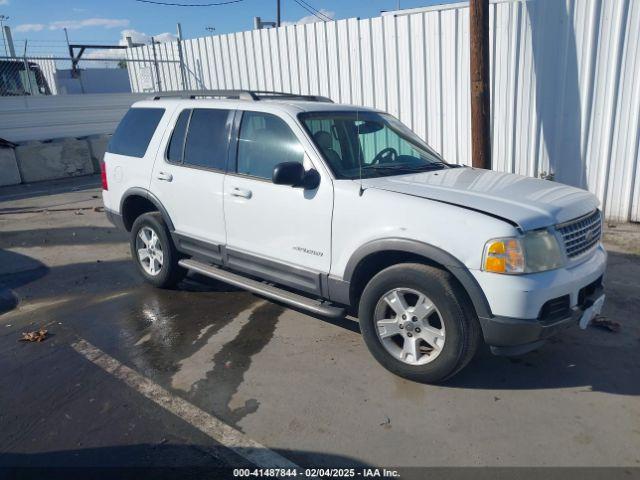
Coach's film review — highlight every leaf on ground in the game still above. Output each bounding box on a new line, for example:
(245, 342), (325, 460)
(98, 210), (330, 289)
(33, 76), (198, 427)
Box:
(590, 316), (621, 333)
(20, 329), (48, 342)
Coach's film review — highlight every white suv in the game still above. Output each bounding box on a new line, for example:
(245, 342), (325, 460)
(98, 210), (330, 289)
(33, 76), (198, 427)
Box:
(102, 90), (607, 382)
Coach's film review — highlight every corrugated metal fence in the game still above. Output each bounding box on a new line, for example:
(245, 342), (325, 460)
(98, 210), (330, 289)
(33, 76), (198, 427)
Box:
(125, 0), (640, 223)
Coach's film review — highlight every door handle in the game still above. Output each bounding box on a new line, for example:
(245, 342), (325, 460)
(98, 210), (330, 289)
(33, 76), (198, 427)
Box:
(230, 187), (252, 199)
(157, 171), (173, 182)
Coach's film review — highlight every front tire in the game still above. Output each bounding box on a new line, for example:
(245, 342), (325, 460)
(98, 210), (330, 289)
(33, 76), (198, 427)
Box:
(358, 263), (481, 383)
(130, 212), (186, 288)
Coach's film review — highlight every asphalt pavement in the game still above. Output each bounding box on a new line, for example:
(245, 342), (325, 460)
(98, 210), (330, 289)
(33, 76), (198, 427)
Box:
(1, 176), (639, 477)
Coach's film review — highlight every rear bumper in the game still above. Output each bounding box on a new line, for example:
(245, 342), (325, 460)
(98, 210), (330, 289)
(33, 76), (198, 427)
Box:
(105, 208), (125, 230)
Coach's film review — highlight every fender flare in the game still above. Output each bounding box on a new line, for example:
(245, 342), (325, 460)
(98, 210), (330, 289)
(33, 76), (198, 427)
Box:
(120, 187), (175, 231)
(341, 238), (492, 319)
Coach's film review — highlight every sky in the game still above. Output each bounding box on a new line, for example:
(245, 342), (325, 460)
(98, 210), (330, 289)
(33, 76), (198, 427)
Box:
(0, 0), (453, 56)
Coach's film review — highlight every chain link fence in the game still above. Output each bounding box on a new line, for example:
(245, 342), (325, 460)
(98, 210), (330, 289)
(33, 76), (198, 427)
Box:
(0, 40), (185, 96)
(0, 56), (57, 95)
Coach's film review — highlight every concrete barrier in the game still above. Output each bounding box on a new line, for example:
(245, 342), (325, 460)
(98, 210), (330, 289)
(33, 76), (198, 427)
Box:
(15, 139), (94, 183)
(86, 134), (111, 171)
(0, 147), (22, 187)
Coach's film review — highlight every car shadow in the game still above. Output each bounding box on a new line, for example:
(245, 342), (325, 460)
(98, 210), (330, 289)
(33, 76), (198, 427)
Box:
(442, 336), (639, 395)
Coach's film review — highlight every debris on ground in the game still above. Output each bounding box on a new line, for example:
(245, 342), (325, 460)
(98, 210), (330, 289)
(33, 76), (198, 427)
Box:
(93, 206), (104, 212)
(74, 210), (84, 215)
(379, 416), (391, 429)
(590, 315), (621, 333)
(20, 329), (48, 342)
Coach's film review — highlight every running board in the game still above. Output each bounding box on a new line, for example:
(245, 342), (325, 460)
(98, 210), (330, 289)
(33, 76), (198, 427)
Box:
(178, 259), (346, 318)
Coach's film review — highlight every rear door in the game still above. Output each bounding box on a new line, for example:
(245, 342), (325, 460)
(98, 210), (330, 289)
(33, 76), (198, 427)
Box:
(150, 106), (233, 262)
(223, 110), (333, 295)
(103, 106), (166, 215)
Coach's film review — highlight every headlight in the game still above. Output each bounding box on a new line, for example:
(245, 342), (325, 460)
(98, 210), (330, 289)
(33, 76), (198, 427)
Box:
(482, 230), (564, 274)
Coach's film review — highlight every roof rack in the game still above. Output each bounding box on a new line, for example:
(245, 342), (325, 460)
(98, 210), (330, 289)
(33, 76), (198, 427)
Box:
(150, 90), (333, 103)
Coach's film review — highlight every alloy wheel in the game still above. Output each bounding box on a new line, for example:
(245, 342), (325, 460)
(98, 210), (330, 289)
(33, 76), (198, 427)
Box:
(373, 287), (446, 365)
(135, 226), (164, 276)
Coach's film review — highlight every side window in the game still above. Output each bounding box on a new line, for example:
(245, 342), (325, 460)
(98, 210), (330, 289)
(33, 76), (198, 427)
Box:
(183, 108), (231, 170)
(304, 118), (344, 159)
(107, 108), (165, 158)
(167, 109), (190, 163)
(301, 117), (346, 174)
(236, 111), (304, 180)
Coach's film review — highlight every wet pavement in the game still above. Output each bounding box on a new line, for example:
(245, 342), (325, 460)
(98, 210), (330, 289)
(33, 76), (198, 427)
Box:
(1, 176), (639, 471)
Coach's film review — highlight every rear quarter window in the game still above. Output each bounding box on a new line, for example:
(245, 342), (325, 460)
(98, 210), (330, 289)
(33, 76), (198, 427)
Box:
(107, 107), (165, 158)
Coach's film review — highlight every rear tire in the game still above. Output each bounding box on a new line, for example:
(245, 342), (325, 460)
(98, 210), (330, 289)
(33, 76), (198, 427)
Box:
(130, 212), (186, 288)
(358, 263), (481, 383)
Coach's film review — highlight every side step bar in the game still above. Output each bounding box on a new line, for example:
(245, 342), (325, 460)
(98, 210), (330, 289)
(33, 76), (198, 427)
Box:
(178, 259), (346, 318)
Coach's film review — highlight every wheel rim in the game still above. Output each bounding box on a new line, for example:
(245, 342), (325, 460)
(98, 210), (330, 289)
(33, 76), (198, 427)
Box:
(135, 226), (164, 276)
(373, 287), (446, 366)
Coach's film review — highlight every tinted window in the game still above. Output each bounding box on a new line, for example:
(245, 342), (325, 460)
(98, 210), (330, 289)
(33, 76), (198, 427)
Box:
(167, 109), (190, 163)
(236, 112), (303, 180)
(183, 108), (231, 170)
(108, 108), (165, 158)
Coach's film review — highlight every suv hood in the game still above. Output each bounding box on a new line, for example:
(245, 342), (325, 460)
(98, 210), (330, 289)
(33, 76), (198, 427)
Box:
(361, 167), (599, 231)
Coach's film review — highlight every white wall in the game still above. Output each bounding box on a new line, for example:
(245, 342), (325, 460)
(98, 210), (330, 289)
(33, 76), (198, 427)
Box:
(126, 0), (640, 223)
(0, 93), (148, 142)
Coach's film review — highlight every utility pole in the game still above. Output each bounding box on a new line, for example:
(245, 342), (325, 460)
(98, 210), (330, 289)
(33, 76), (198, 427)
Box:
(0, 15), (9, 56)
(63, 27), (71, 57)
(469, 0), (491, 169)
(150, 36), (162, 92)
(4, 25), (16, 57)
(276, 0), (281, 27)
(176, 23), (188, 90)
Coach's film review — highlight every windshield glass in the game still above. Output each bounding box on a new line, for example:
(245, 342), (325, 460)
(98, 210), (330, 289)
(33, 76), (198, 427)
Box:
(299, 111), (447, 179)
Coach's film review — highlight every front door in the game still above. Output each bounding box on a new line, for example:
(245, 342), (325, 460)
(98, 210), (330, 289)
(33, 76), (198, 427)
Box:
(223, 110), (333, 295)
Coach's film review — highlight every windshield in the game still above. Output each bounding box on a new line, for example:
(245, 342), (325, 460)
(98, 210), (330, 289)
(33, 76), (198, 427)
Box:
(299, 111), (447, 179)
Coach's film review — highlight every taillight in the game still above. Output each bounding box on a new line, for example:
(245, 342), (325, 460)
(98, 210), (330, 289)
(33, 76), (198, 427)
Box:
(100, 162), (108, 190)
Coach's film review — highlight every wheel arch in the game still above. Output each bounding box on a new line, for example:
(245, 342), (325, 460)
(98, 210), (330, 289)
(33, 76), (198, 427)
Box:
(120, 187), (175, 232)
(338, 238), (492, 319)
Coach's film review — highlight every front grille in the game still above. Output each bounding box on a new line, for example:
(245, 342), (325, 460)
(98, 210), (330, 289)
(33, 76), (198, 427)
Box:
(556, 210), (602, 258)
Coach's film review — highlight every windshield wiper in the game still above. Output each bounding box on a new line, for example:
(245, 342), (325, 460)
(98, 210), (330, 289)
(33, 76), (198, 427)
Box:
(362, 163), (445, 173)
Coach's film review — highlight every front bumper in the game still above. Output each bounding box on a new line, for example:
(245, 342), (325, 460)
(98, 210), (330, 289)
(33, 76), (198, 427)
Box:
(473, 245), (607, 354)
(480, 281), (604, 355)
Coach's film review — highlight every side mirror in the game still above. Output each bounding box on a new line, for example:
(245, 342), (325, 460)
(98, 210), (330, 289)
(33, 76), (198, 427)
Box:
(272, 162), (320, 190)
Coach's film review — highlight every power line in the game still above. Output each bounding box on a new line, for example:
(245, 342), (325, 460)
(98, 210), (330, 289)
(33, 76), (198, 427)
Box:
(134, 0), (243, 6)
(292, 0), (325, 21)
(293, 0), (333, 22)
(296, 0), (332, 20)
